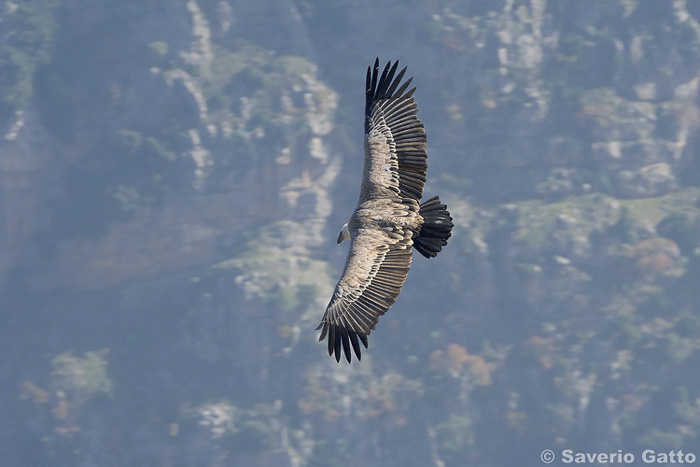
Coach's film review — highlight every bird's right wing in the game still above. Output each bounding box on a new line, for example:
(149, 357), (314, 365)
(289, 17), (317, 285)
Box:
(316, 225), (413, 363)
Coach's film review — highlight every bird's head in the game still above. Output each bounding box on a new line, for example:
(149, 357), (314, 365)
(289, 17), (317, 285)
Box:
(337, 223), (350, 245)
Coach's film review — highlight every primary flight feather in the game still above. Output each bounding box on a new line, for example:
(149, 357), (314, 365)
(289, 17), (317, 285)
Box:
(316, 58), (454, 363)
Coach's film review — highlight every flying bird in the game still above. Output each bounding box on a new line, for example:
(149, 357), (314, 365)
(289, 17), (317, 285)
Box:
(316, 58), (454, 363)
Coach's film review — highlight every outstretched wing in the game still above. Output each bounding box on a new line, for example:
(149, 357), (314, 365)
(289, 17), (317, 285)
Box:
(361, 58), (428, 203)
(317, 225), (413, 363)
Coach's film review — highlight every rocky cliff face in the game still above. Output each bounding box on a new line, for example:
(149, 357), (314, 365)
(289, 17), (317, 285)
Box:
(3, 1), (700, 466)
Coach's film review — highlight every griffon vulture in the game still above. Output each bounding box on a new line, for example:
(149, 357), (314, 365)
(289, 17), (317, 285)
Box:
(316, 58), (454, 363)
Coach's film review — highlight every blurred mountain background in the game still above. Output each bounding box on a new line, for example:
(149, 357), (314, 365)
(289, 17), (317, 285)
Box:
(2, 0), (700, 465)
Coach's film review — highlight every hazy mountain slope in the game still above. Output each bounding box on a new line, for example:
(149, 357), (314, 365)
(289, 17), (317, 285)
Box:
(2, 1), (700, 465)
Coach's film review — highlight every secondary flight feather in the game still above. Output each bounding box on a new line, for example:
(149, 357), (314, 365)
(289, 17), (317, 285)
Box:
(316, 58), (454, 363)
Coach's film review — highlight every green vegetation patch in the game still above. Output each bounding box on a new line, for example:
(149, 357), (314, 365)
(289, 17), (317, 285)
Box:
(509, 188), (700, 248)
(203, 42), (335, 147)
(579, 87), (656, 140)
(50, 349), (114, 400)
(215, 220), (334, 313)
(148, 41), (169, 57)
(511, 193), (617, 248)
(617, 188), (700, 226)
(1, 0), (59, 110)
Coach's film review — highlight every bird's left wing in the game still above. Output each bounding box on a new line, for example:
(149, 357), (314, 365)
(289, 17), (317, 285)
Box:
(316, 225), (413, 363)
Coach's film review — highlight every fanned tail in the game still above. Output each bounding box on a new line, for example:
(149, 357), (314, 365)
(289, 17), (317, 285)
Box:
(414, 196), (453, 259)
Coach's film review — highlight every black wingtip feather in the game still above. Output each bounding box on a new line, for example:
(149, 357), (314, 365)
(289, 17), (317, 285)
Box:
(328, 325), (335, 356)
(349, 332), (362, 361)
(334, 327), (342, 362)
(340, 328), (351, 363)
(365, 66), (371, 112)
(370, 59), (379, 100)
(359, 334), (369, 348)
(317, 323), (328, 341)
(394, 77), (413, 98)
